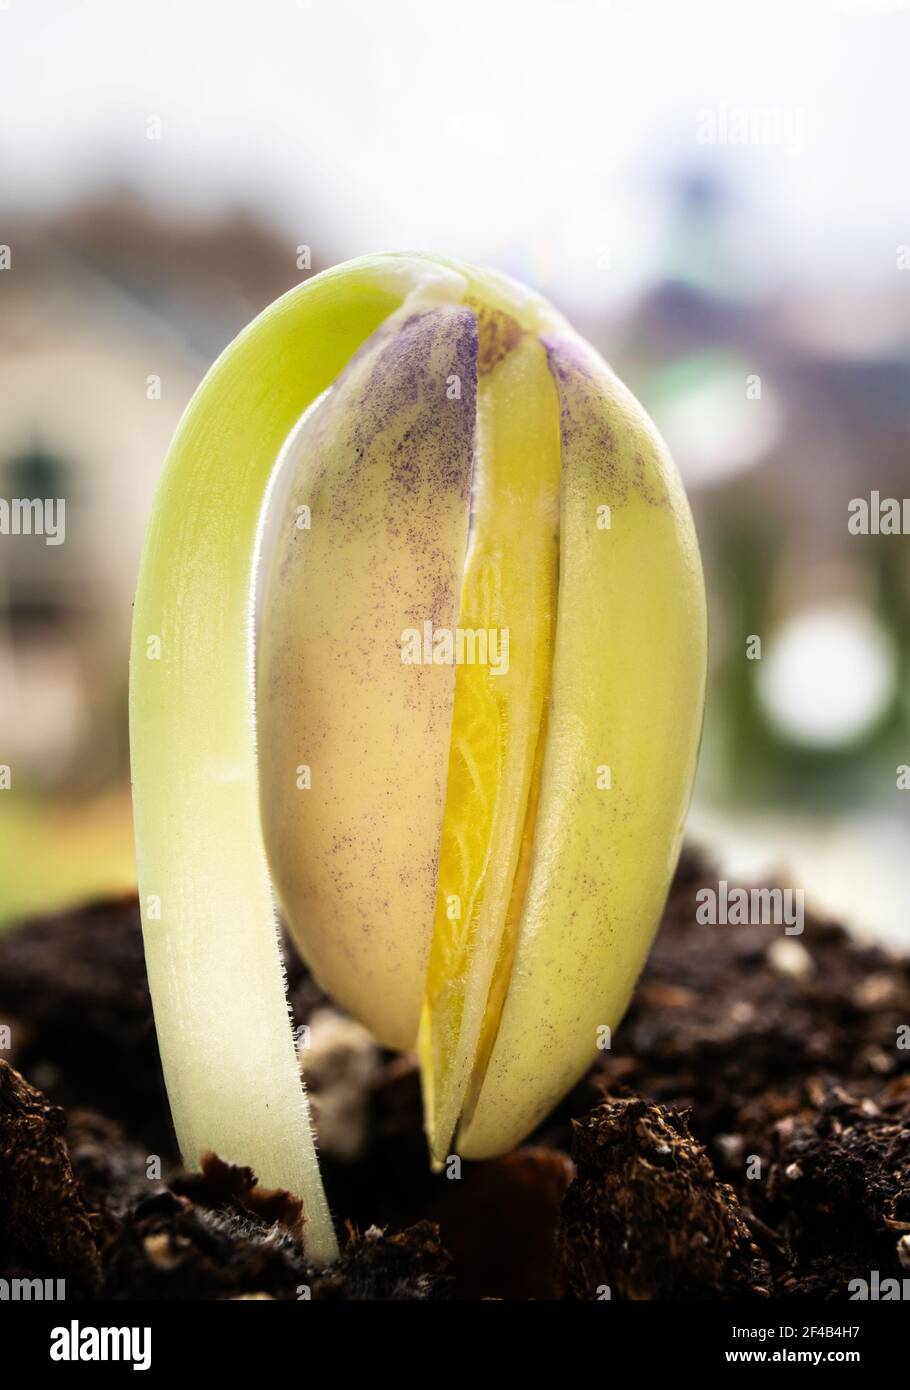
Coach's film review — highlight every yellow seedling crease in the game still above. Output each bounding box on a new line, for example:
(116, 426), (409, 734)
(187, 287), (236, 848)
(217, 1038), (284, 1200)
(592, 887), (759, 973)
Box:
(418, 326), (561, 1163)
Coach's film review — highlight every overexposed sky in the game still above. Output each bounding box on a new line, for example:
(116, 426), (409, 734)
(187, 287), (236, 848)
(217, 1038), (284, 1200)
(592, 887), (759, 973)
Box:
(1, 0), (909, 306)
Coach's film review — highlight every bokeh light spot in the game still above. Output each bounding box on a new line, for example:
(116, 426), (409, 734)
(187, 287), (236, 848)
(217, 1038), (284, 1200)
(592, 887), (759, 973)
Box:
(758, 603), (896, 748)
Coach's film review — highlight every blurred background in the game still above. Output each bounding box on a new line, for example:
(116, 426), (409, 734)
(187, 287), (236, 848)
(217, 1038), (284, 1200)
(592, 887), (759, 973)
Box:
(0, 0), (908, 941)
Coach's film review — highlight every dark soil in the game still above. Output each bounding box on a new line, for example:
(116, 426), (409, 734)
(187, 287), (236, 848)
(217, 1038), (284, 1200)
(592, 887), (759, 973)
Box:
(1, 848), (908, 1300)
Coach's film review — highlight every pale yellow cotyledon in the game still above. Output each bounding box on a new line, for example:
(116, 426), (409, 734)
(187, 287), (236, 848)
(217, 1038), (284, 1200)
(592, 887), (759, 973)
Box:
(257, 256), (707, 1162)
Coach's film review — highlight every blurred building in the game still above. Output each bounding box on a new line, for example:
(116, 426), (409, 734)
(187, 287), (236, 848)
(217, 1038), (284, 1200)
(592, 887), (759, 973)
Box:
(0, 194), (308, 791)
